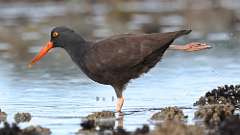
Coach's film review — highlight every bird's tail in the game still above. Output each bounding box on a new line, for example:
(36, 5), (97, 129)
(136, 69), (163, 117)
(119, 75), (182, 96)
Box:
(174, 29), (192, 38)
(175, 30), (192, 38)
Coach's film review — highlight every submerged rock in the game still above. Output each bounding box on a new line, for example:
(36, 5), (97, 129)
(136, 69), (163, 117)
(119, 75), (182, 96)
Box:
(134, 124), (150, 135)
(194, 85), (240, 107)
(0, 122), (51, 135)
(0, 122), (21, 135)
(217, 115), (240, 135)
(194, 104), (234, 128)
(77, 119), (130, 135)
(151, 107), (187, 121)
(85, 111), (115, 131)
(78, 111), (116, 134)
(151, 121), (204, 135)
(14, 112), (31, 123)
(86, 111), (115, 120)
(22, 125), (51, 135)
(114, 127), (130, 135)
(0, 109), (7, 122)
(80, 120), (95, 130)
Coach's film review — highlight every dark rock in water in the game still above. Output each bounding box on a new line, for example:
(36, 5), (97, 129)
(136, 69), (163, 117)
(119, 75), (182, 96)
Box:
(194, 85), (240, 107)
(217, 115), (240, 135)
(0, 122), (21, 135)
(78, 111), (116, 134)
(97, 119), (115, 131)
(14, 112), (31, 123)
(151, 107), (187, 121)
(22, 125), (51, 135)
(133, 124), (149, 135)
(0, 122), (51, 135)
(194, 104), (234, 128)
(80, 120), (95, 130)
(152, 121), (204, 135)
(114, 127), (130, 135)
(86, 111), (115, 120)
(86, 111), (115, 130)
(0, 109), (7, 122)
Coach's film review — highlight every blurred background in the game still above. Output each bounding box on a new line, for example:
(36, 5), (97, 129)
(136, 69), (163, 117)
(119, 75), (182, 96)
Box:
(0, 0), (239, 64)
(0, 0), (240, 135)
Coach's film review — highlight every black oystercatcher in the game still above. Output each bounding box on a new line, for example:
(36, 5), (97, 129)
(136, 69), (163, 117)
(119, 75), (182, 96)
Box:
(29, 26), (211, 112)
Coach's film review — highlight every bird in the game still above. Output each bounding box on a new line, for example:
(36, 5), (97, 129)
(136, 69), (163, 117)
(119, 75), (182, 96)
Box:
(29, 26), (211, 112)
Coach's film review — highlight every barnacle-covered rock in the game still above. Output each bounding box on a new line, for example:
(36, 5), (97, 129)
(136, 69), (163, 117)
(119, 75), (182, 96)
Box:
(82, 111), (115, 131)
(151, 107), (187, 121)
(194, 85), (240, 107)
(217, 115), (240, 135)
(194, 104), (234, 128)
(22, 125), (51, 135)
(151, 121), (204, 135)
(0, 122), (51, 135)
(14, 112), (31, 123)
(86, 111), (115, 120)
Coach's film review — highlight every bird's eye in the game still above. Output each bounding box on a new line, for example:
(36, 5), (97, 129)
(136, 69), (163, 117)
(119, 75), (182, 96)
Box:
(52, 32), (59, 38)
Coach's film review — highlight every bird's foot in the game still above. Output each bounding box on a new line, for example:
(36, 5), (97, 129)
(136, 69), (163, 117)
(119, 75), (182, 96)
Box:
(116, 97), (124, 112)
(182, 42), (212, 52)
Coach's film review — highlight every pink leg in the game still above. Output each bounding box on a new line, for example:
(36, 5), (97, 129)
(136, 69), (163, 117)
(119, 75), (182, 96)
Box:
(116, 96), (124, 112)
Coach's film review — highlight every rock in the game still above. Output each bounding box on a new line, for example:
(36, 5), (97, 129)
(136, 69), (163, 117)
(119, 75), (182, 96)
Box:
(85, 111), (115, 130)
(80, 120), (95, 130)
(14, 112), (31, 123)
(133, 124), (149, 135)
(0, 122), (21, 135)
(194, 85), (240, 107)
(0, 109), (7, 122)
(0, 122), (51, 135)
(114, 127), (130, 135)
(86, 111), (115, 120)
(194, 104), (234, 128)
(77, 111), (116, 134)
(22, 125), (51, 135)
(217, 115), (240, 135)
(151, 121), (204, 135)
(151, 107), (187, 121)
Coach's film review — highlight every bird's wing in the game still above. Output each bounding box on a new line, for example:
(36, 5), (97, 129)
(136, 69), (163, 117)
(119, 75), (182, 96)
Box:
(83, 30), (190, 73)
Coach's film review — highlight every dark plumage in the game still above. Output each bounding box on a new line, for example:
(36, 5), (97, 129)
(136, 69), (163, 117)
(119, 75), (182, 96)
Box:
(29, 26), (193, 112)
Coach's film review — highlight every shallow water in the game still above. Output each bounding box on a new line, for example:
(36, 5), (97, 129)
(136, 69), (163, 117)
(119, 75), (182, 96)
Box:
(1, 40), (240, 134)
(0, 1), (240, 135)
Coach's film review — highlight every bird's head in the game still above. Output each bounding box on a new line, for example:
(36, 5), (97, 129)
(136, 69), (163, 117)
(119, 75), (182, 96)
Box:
(28, 26), (84, 68)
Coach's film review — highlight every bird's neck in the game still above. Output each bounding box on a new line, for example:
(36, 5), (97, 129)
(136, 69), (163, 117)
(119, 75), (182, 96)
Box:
(63, 34), (90, 65)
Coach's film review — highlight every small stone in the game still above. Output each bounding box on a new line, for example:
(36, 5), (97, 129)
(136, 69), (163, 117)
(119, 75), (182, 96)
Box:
(134, 124), (149, 135)
(84, 111), (115, 131)
(0, 109), (7, 122)
(151, 107), (187, 122)
(86, 111), (115, 120)
(80, 120), (95, 130)
(114, 127), (130, 135)
(0, 122), (21, 134)
(0, 121), (51, 135)
(23, 125), (51, 135)
(14, 112), (31, 123)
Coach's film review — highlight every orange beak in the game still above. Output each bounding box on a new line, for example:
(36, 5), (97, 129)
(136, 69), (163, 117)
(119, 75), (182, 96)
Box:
(28, 41), (54, 68)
